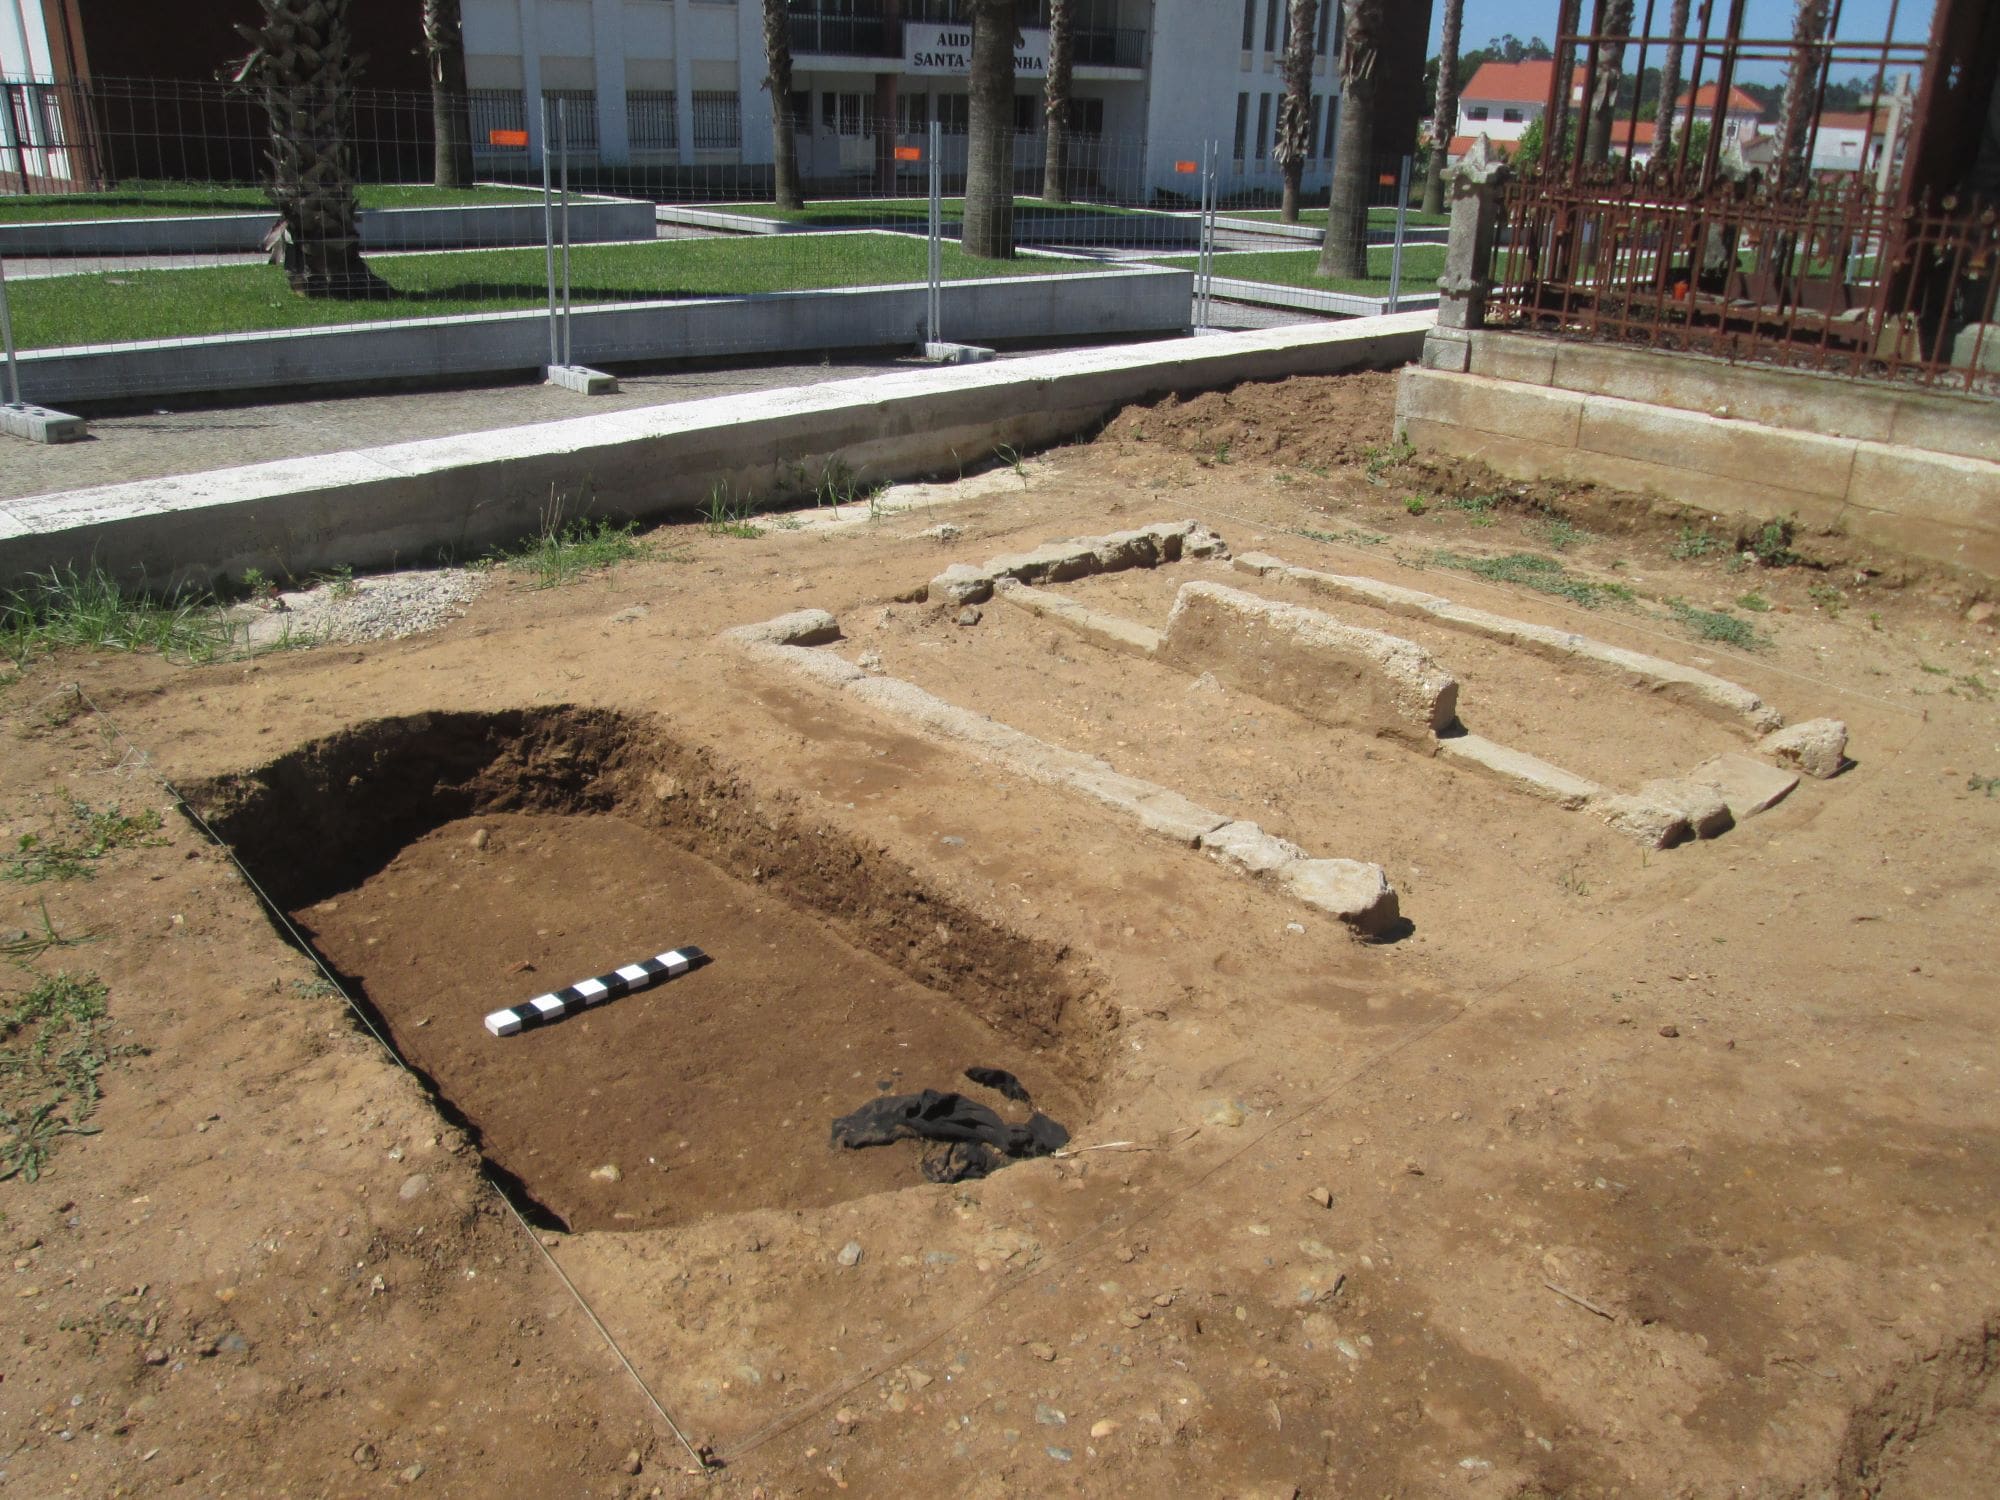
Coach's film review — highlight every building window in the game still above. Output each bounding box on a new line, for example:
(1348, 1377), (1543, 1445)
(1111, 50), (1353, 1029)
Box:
(1255, 93), (1271, 160)
(1073, 98), (1104, 136)
(1467, 105), (1490, 122)
(937, 93), (970, 135)
(469, 88), (526, 151)
(1241, 0), (1257, 51)
(1316, 0), (1332, 55)
(626, 89), (677, 150)
(1324, 93), (1337, 158)
(1013, 95), (1038, 134)
(1310, 95), (1324, 158)
(820, 91), (867, 136)
(1264, 0), (1280, 52)
(542, 90), (599, 151)
(899, 92), (929, 133)
(1233, 91), (1249, 160)
(692, 90), (741, 149)
(1503, 108), (1522, 123)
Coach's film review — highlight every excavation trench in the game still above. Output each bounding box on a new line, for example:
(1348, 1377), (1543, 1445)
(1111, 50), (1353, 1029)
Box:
(185, 706), (1111, 1232)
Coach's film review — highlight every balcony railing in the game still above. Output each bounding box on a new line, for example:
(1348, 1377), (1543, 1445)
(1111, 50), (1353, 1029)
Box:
(1075, 27), (1146, 69)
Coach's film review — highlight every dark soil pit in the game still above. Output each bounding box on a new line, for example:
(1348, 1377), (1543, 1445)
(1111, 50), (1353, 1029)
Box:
(185, 707), (1109, 1232)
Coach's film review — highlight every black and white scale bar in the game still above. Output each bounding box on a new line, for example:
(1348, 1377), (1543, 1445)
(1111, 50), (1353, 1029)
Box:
(484, 946), (707, 1036)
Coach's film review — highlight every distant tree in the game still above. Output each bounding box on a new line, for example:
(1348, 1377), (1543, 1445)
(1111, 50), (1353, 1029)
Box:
(230, 0), (382, 299)
(1584, 0), (1634, 167)
(1274, 0), (1320, 222)
(421, 0), (472, 189)
(1516, 111), (1576, 172)
(1317, 0), (1382, 280)
(962, 0), (1016, 259)
(762, 0), (805, 211)
(1777, 0), (1831, 190)
(1042, 0), (1073, 204)
(1420, 0), (1463, 214)
(1654, 0), (1691, 156)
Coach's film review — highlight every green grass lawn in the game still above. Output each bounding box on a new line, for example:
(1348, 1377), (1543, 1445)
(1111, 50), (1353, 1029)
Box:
(0, 181), (558, 223)
(1223, 205), (1453, 229)
(7, 233), (1093, 349)
(1152, 243), (1445, 296)
(717, 195), (1148, 225)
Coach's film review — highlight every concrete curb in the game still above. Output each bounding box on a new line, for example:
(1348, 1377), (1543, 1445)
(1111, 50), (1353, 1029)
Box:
(1205, 277), (1439, 318)
(15, 265), (1192, 408)
(0, 313), (1433, 592)
(657, 204), (1200, 248)
(0, 194), (655, 257)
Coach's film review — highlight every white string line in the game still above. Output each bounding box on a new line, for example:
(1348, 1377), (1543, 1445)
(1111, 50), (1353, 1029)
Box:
(70, 686), (716, 1478)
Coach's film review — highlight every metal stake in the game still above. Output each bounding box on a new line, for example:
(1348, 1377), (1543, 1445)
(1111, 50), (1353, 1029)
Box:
(927, 120), (942, 347)
(541, 93), (558, 369)
(0, 252), (21, 408)
(559, 96), (573, 368)
(1387, 153), (1412, 312)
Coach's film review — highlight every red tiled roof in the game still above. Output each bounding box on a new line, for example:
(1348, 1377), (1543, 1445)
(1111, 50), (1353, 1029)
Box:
(1461, 60), (1559, 105)
(1819, 109), (1889, 133)
(1675, 83), (1763, 116)
(1446, 134), (1525, 160)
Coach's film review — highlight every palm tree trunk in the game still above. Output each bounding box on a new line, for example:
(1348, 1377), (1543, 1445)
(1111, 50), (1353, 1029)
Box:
(1420, 0), (1461, 214)
(233, 0), (383, 299)
(1655, 0), (1690, 162)
(1584, 0), (1633, 168)
(762, 0), (805, 211)
(423, 0), (473, 189)
(1274, 0), (1319, 223)
(1777, 0), (1830, 193)
(1317, 0), (1380, 280)
(1042, 0), (1073, 205)
(963, 0), (1016, 259)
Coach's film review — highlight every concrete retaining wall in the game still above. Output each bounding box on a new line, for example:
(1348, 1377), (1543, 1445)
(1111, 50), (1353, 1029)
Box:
(1206, 276), (1438, 318)
(0, 312), (1433, 594)
(1397, 347), (2000, 582)
(656, 204), (1199, 248)
(0, 195), (656, 257)
(16, 266), (1193, 407)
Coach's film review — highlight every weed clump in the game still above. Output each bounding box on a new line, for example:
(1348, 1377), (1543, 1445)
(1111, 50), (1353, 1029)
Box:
(1, 971), (140, 1181)
(1, 567), (237, 666)
(1430, 550), (1633, 608)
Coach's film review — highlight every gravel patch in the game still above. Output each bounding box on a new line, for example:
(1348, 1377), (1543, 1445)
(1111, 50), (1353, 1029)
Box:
(230, 567), (485, 649)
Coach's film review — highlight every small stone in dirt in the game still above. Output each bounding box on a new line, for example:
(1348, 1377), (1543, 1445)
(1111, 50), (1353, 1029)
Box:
(1036, 1404), (1066, 1426)
(1308, 1186), (1333, 1209)
(590, 1164), (622, 1184)
(1187, 670), (1226, 697)
(1047, 1446), (1073, 1462)
(1027, 1341), (1056, 1362)
(471, 828), (490, 850)
(1090, 1419), (1117, 1439)
(142, 1347), (167, 1366)
(217, 1332), (248, 1354)
(837, 1240), (863, 1268)
(400, 1462), (424, 1483)
(1204, 1099), (1247, 1128)
(621, 1449), (643, 1475)
(398, 1174), (429, 1201)
(926, 524), (962, 543)
(1659, 1024), (1681, 1038)
(352, 1442), (378, 1467)
(956, 606), (982, 627)
(940, 835), (966, 847)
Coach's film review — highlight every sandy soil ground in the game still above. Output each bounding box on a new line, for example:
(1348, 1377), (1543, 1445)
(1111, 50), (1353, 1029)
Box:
(1, 371), (1996, 1499)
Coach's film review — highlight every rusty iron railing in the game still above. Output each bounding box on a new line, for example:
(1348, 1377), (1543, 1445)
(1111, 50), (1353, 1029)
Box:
(1484, 0), (1999, 398)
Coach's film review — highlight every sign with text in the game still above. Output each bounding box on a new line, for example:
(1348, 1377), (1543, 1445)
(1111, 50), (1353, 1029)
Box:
(905, 24), (1048, 77)
(488, 128), (529, 148)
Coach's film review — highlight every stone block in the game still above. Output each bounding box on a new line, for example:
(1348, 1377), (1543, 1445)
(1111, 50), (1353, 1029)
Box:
(1846, 443), (2000, 532)
(1635, 777), (1735, 839)
(1589, 793), (1692, 849)
(545, 364), (619, 395)
(1161, 582), (1458, 742)
(1436, 734), (1603, 808)
(1575, 395), (1858, 503)
(1396, 369), (1586, 449)
(1467, 332), (1558, 386)
(1420, 328), (1473, 373)
(929, 563), (994, 606)
(1688, 753), (1798, 819)
(721, 608), (842, 647)
(1277, 859), (1401, 936)
(1199, 820), (1307, 874)
(1759, 718), (1848, 780)
(993, 580), (1161, 659)
(0, 403), (88, 444)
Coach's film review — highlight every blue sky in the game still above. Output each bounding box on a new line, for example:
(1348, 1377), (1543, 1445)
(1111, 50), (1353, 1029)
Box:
(1431, 0), (1938, 86)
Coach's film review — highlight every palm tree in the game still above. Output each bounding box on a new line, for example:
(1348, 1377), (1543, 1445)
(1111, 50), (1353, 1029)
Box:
(1654, 0), (1690, 162)
(1042, 0), (1074, 205)
(762, 0), (805, 211)
(1317, 0), (1382, 280)
(1584, 0), (1634, 168)
(1776, 0), (1830, 192)
(422, 0), (472, 190)
(231, 0), (382, 298)
(962, 0), (1016, 259)
(1420, 0), (1462, 213)
(1274, 0), (1320, 223)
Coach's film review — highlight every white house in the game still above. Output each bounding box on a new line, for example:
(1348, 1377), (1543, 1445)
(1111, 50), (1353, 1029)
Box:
(457, 0), (1363, 199)
(1447, 58), (1557, 161)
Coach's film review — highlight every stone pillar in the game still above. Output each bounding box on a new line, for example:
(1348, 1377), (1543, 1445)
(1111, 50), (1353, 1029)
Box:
(1424, 134), (1512, 372)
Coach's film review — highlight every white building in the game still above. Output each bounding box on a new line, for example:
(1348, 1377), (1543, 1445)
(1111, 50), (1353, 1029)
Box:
(459, 1), (1354, 199)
